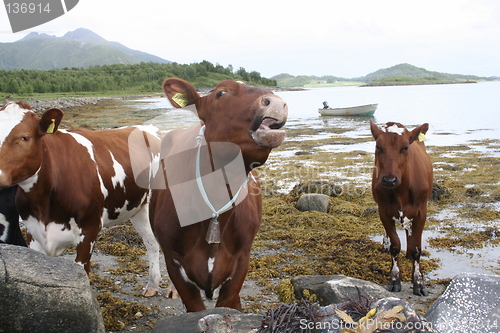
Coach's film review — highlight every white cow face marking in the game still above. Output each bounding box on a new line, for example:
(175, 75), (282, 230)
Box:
(382, 123), (405, 135)
(0, 102), (30, 146)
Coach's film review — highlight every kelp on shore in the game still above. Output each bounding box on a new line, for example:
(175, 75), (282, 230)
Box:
(55, 100), (499, 329)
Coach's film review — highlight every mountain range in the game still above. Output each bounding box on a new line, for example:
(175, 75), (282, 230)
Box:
(0, 28), (171, 70)
(1, 29), (494, 87)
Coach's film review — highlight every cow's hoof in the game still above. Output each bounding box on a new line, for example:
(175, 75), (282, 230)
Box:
(142, 288), (158, 297)
(413, 284), (429, 296)
(165, 286), (179, 299)
(387, 282), (402, 292)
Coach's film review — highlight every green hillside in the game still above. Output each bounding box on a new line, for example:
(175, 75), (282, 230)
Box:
(0, 61), (277, 97)
(0, 38), (141, 70)
(272, 63), (492, 88)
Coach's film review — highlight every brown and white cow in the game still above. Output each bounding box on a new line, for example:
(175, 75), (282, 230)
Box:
(370, 120), (433, 296)
(149, 78), (287, 311)
(0, 101), (161, 297)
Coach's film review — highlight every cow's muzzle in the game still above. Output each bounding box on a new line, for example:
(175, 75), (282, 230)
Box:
(250, 95), (288, 148)
(382, 176), (399, 188)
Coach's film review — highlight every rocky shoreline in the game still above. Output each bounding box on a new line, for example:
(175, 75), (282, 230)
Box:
(13, 96), (105, 112)
(8, 94), (166, 113)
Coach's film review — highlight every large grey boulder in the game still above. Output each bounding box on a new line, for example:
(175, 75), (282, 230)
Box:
(292, 275), (392, 306)
(0, 244), (104, 333)
(153, 307), (262, 333)
(296, 193), (330, 213)
(425, 273), (500, 333)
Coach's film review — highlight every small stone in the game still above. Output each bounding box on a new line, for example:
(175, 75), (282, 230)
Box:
(296, 193), (329, 212)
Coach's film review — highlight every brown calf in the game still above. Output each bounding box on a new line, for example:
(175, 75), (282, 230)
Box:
(0, 101), (161, 297)
(150, 78), (288, 311)
(370, 120), (433, 296)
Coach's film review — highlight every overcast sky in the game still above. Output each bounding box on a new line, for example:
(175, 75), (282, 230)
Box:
(1, 0), (499, 78)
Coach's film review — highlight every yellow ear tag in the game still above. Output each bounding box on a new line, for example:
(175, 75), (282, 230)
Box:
(172, 93), (189, 107)
(46, 119), (56, 134)
(418, 132), (426, 142)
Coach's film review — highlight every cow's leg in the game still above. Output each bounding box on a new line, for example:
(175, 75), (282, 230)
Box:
(406, 212), (428, 296)
(75, 225), (100, 273)
(215, 256), (249, 310)
(380, 213), (402, 292)
(381, 231), (391, 253)
(130, 204), (161, 297)
(167, 259), (206, 312)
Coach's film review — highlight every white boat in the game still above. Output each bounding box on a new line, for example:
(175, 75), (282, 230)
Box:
(318, 103), (378, 116)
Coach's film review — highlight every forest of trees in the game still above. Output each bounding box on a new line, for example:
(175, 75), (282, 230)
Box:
(0, 61), (277, 95)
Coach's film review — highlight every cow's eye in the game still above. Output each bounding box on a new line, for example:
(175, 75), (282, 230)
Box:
(376, 146), (383, 153)
(21, 136), (30, 142)
(216, 90), (227, 98)
(402, 146), (409, 153)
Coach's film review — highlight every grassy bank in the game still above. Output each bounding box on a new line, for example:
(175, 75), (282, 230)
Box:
(2, 89), (162, 100)
(304, 81), (364, 88)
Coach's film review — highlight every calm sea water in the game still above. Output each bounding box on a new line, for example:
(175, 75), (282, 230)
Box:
(133, 81), (500, 149)
(275, 81), (500, 146)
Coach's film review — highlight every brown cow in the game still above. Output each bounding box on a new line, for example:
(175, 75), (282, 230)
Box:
(149, 78), (288, 311)
(0, 101), (161, 297)
(370, 120), (433, 296)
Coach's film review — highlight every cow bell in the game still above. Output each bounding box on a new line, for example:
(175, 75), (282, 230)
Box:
(206, 215), (221, 244)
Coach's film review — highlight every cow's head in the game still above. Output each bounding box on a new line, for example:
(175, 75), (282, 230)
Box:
(370, 120), (428, 189)
(163, 78), (288, 170)
(0, 102), (63, 188)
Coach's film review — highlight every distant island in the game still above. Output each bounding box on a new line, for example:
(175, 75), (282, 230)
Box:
(361, 76), (477, 87)
(271, 63), (497, 88)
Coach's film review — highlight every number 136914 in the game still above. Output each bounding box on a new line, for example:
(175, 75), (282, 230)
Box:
(5, 3), (51, 14)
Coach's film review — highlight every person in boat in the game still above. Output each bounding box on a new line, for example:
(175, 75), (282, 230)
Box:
(323, 101), (329, 109)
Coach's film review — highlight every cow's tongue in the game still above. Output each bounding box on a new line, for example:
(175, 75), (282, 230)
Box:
(252, 117), (286, 148)
(260, 117), (276, 130)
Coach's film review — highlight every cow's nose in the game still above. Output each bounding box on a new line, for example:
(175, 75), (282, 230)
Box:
(382, 176), (398, 188)
(260, 96), (288, 123)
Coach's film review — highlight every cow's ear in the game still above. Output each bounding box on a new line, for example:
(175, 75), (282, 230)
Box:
(409, 123), (429, 144)
(39, 108), (63, 135)
(370, 119), (383, 140)
(163, 78), (200, 109)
